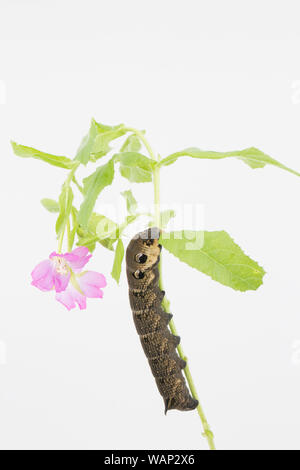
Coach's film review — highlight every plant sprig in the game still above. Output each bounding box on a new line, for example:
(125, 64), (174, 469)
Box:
(11, 118), (300, 450)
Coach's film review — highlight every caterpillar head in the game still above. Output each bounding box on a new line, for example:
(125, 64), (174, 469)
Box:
(126, 227), (162, 290)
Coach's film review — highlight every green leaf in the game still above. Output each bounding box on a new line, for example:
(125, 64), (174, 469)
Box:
(120, 134), (141, 152)
(11, 141), (76, 169)
(94, 121), (124, 133)
(78, 159), (115, 228)
(69, 227), (76, 250)
(55, 185), (74, 236)
(161, 230), (265, 292)
(77, 236), (97, 252)
(99, 237), (115, 251)
(77, 235), (115, 253)
(121, 189), (138, 214)
(116, 152), (155, 183)
(117, 214), (141, 238)
(124, 214), (139, 229)
(111, 239), (124, 283)
(88, 212), (117, 236)
(71, 206), (79, 230)
(96, 217), (118, 240)
(75, 119), (125, 164)
(41, 198), (60, 213)
(159, 146), (300, 177)
(76, 212), (117, 252)
(75, 119), (101, 165)
(91, 128), (126, 162)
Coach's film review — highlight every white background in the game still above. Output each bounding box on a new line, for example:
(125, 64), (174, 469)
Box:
(1, 0), (300, 450)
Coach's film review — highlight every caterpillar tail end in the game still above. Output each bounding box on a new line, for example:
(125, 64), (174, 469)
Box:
(164, 396), (199, 414)
(186, 397), (199, 411)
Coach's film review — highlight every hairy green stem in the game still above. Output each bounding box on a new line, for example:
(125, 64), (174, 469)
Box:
(130, 127), (216, 450)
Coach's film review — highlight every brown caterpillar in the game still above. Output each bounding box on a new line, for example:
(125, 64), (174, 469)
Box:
(126, 227), (198, 413)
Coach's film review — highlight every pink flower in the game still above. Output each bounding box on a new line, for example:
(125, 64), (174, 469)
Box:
(31, 246), (106, 310)
(55, 271), (107, 311)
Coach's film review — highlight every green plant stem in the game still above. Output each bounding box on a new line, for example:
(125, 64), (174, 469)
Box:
(153, 158), (160, 227)
(72, 176), (84, 194)
(57, 162), (80, 253)
(67, 219), (72, 252)
(130, 127), (216, 450)
(124, 127), (154, 160)
(66, 161), (80, 185)
(158, 257), (215, 450)
(57, 226), (65, 254)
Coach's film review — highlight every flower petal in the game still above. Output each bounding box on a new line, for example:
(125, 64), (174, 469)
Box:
(55, 289), (76, 310)
(69, 284), (87, 310)
(31, 259), (54, 291)
(63, 247), (92, 272)
(55, 285), (87, 310)
(53, 271), (70, 293)
(71, 246), (90, 258)
(80, 271), (107, 288)
(78, 271), (106, 298)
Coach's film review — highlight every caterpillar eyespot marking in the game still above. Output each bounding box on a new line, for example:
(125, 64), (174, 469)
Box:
(126, 227), (198, 413)
(135, 253), (148, 264)
(133, 270), (145, 279)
